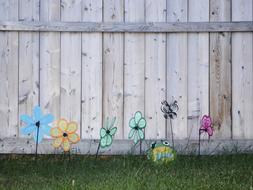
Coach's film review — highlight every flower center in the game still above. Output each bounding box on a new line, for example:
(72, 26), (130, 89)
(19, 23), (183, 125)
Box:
(35, 121), (40, 128)
(134, 125), (138, 130)
(106, 130), (110, 134)
(63, 132), (68, 137)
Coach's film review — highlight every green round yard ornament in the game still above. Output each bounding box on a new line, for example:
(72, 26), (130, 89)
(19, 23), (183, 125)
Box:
(147, 141), (176, 163)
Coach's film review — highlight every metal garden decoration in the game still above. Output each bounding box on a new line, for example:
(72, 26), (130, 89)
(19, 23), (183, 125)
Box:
(160, 100), (179, 149)
(147, 140), (176, 163)
(50, 119), (80, 152)
(128, 111), (146, 154)
(198, 115), (214, 155)
(96, 117), (117, 158)
(20, 106), (54, 157)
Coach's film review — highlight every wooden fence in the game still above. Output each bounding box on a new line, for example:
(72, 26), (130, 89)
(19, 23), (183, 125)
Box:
(0, 0), (253, 154)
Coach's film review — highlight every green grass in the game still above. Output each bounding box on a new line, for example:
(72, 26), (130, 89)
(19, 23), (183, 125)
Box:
(0, 154), (252, 190)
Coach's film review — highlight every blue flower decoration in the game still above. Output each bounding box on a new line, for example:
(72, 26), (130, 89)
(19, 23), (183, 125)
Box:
(20, 106), (54, 143)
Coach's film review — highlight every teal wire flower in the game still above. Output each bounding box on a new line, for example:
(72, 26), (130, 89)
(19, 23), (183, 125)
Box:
(100, 117), (117, 148)
(20, 106), (54, 143)
(128, 111), (146, 144)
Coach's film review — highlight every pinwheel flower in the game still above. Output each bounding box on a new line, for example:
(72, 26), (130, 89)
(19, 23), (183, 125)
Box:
(128, 111), (146, 144)
(200, 115), (213, 137)
(50, 119), (80, 152)
(100, 117), (117, 148)
(20, 106), (54, 143)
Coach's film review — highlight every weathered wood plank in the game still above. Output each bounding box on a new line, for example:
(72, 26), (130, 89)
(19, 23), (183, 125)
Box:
(81, 0), (103, 139)
(0, 21), (253, 32)
(103, 0), (124, 139)
(210, 0), (232, 139)
(167, 0), (188, 140)
(60, 0), (82, 134)
(232, 0), (253, 139)
(124, 0), (145, 139)
(0, 0), (18, 138)
(18, 0), (40, 137)
(145, 0), (166, 139)
(1, 138), (253, 155)
(188, 0), (209, 140)
(40, 0), (61, 124)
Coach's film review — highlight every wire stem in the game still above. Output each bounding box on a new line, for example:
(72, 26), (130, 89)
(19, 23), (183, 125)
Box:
(96, 142), (100, 159)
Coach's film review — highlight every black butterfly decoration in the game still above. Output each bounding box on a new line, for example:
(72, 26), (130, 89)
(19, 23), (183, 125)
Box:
(160, 100), (179, 120)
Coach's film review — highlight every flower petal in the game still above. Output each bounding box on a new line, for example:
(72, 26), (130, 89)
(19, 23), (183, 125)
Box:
(50, 127), (62, 138)
(100, 136), (107, 148)
(40, 114), (54, 125)
(40, 125), (51, 136)
(109, 117), (116, 130)
(110, 127), (117, 136)
(207, 127), (213, 136)
(134, 132), (140, 144)
(134, 111), (142, 124)
(138, 129), (144, 140)
(68, 133), (80, 144)
(57, 119), (68, 131)
(66, 122), (78, 133)
(129, 118), (136, 128)
(100, 128), (107, 138)
(128, 128), (136, 139)
(52, 137), (63, 148)
(62, 139), (71, 152)
(33, 127), (43, 143)
(20, 115), (34, 125)
(138, 118), (146, 129)
(106, 135), (113, 147)
(33, 106), (42, 121)
(21, 125), (36, 135)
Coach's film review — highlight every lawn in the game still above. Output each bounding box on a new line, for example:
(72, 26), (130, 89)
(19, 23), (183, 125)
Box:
(0, 154), (252, 190)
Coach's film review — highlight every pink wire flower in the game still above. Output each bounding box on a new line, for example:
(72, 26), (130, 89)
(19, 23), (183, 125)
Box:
(200, 115), (213, 137)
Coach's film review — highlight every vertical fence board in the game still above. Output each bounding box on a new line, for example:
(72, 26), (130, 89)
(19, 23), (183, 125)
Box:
(103, 0), (124, 139)
(124, 0), (145, 139)
(187, 0), (209, 140)
(167, 0), (188, 140)
(0, 0), (18, 138)
(19, 0), (40, 137)
(232, 0), (253, 139)
(210, 0), (231, 139)
(40, 0), (60, 123)
(145, 0), (166, 139)
(81, 0), (103, 139)
(61, 0), (82, 133)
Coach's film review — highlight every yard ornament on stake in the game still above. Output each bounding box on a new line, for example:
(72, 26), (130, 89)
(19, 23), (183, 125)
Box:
(20, 105), (54, 157)
(160, 100), (179, 150)
(96, 117), (117, 158)
(198, 115), (214, 155)
(128, 111), (146, 155)
(147, 140), (176, 164)
(50, 119), (80, 153)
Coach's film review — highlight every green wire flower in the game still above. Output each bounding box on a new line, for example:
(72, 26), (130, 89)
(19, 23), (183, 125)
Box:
(100, 117), (117, 148)
(128, 111), (146, 144)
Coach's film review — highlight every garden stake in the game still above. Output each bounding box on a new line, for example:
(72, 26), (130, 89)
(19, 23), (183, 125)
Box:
(169, 118), (175, 150)
(35, 121), (40, 159)
(96, 142), (100, 159)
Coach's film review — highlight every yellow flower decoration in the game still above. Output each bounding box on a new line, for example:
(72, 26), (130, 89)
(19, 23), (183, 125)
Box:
(50, 119), (80, 152)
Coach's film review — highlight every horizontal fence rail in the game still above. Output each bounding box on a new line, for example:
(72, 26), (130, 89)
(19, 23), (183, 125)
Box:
(0, 21), (253, 32)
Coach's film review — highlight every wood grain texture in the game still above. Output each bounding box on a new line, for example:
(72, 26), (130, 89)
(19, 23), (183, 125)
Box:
(1, 21), (253, 32)
(210, 0), (232, 139)
(124, 0), (145, 139)
(40, 0), (61, 123)
(103, 0), (124, 139)
(18, 0), (40, 137)
(188, 0), (209, 140)
(0, 0), (18, 138)
(60, 0), (82, 133)
(167, 0), (188, 140)
(81, 0), (103, 139)
(145, 0), (166, 139)
(232, 0), (253, 139)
